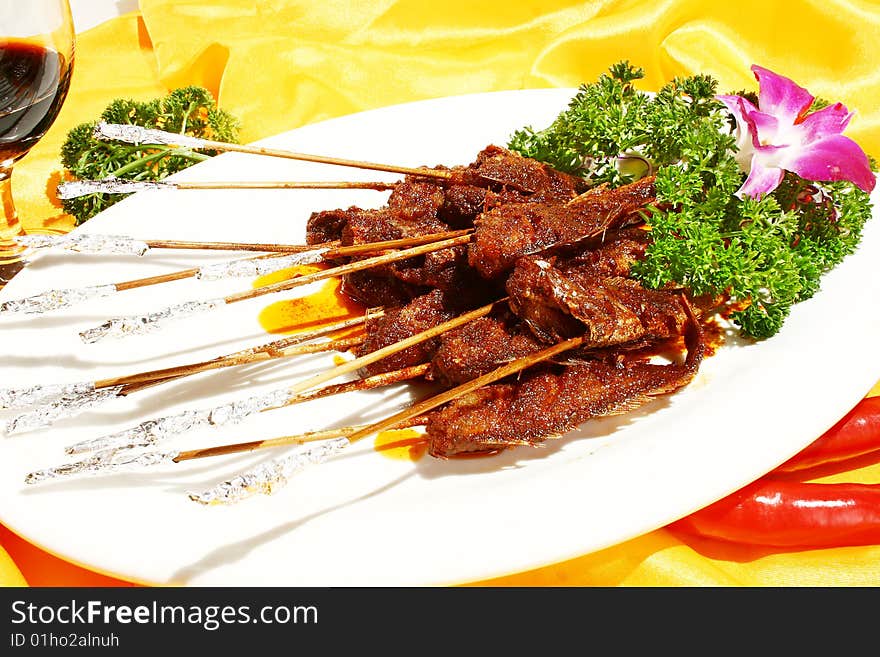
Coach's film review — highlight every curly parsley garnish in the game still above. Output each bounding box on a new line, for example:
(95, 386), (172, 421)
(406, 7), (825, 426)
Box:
(508, 62), (874, 339)
(60, 86), (240, 225)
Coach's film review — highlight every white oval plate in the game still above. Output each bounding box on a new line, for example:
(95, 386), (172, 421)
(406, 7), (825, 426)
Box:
(1, 89), (879, 586)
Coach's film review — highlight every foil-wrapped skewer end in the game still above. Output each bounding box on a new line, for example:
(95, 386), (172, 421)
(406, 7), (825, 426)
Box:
(0, 382), (94, 411)
(14, 233), (150, 257)
(188, 437), (350, 506)
(195, 249), (327, 281)
(25, 449), (180, 485)
(14, 234), (60, 250)
(64, 388), (291, 455)
(0, 284), (117, 316)
(94, 121), (207, 150)
(57, 178), (175, 199)
(79, 298), (225, 344)
(4, 386), (124, 436)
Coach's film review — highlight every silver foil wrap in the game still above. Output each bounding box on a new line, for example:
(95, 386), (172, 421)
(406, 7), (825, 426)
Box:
(195, 249), (327, 281)
(16, 233), (151, 256)
(0, 284), (117, 315)
(0, 382), (94, 411)
(66, 388), (292, 455)
(188, 437), (351, 505)
(79, 298), (225, 343)
(56, 178), (176, 199)
(5, 386), (124, 435)
(94, 121), (207, 149)
(25, 448), (180, 485)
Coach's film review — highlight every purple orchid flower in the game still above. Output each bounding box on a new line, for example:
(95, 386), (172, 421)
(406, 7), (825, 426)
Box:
(716, 65), (876, 199)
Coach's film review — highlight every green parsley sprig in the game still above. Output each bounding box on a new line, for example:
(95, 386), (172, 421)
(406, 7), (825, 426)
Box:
(60, 86), (240, 225)
(508, 62), (873, 339)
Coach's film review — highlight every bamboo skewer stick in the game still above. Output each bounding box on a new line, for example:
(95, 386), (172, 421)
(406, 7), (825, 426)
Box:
(114, 313), (376, 396)
(186, 335), (585, 504)
(112, 253), (285, 292)
(141, 229), (468, 258)
(256, 298), (500, 400)
(175, 426), (367, 462)
(14, 227), (467, 259)
(2, 338), (364, 438)
(64, 363), (429, 460)
(94, 122), (454, 180)
(15, 233), (332, 256)
(78, 233), (474, 342)
(37, 301), (498, 457)
(142, 240), (327, 253)
(113, 265), (212, 291)
(23, 365), (431, 484)
(1, 230), (469, 317)
(94, 335), (364, 389)
(173, 180), (398, 191)
(173, 364), (431, 462)
(224, 233), (473, 305)
(22, 301), (507, 483)
(118, 229), (470, 291)
(56, 178), (399, 199)
(0, 312), (376, 435)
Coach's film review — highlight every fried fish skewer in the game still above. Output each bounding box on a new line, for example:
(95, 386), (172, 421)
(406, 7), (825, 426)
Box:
(2, 230), (470, 316)
(94, 122), (453, 180)
(189, 297), (706, 505)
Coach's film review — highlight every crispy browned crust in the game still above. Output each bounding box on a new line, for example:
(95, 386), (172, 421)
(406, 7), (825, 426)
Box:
(425, 300), (704, 457)
(468, 177), (656, 279)
(428, 312), (544, 386)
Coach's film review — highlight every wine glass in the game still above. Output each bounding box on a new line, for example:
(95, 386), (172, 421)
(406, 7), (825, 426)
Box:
(0, 0), (74, 286)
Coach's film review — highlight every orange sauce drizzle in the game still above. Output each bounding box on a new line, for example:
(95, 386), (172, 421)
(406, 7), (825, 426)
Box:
(373, 429), (428, 462)
(255, 263), (366, 337)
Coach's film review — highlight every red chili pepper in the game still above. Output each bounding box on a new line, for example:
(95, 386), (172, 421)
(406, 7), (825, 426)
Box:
(776, 396), (880, 472)
(669, 479), (880, 548)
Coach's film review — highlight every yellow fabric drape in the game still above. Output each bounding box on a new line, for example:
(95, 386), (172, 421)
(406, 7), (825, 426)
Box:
(4, 0), (880, 587)
(136, 0), (880, 152)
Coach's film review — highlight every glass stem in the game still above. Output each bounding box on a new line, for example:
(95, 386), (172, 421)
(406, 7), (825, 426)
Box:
(0, 166), (27, 285)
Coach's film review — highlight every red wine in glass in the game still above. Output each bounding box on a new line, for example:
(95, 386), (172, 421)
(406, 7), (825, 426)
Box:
(0, 0), (75, 286)
(0, 2), (75, 285)
(0, 40), (72, 165)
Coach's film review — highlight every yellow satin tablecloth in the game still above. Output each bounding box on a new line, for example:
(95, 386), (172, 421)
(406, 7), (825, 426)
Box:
(4, 0), (880, 587)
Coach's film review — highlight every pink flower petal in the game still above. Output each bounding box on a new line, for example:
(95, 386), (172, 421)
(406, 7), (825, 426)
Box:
(795, 102), (853, 144)
(752, 65), (814, 124)
(717, 94), (758, 123)
(716, 94), (758, 169)
(743, 108), (780, 148)
(737, 154), (785, 199)
(781, 134), (876, 193)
